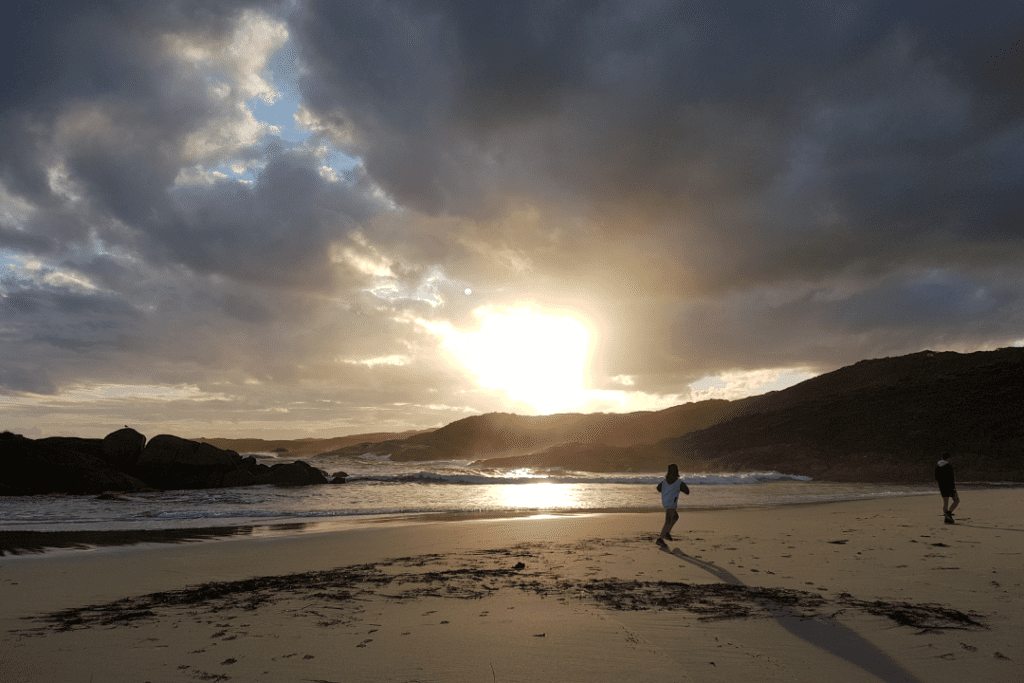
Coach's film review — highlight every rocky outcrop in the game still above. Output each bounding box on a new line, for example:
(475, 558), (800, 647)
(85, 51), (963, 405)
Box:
(133, 435), (331, 490)
(0, 431), (150, 496)
(1, 429), (335, 495)
(134, 435), (248, 490)
(102, 427), (147, 469)
(262, 460), (329, 487)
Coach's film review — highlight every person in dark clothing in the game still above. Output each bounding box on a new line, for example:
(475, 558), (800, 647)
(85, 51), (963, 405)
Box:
(935, 453), (959, 524)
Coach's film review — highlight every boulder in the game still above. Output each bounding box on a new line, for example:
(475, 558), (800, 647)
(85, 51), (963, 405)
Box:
(259, 460), (329, 486)
(241, 455), (271, 478)
(330, 470), (349, 484)
(102, 427), (147, 469)
(222, 469), (258, 488)
(1, 431), (331, 495)
(0, 431), (150, 495)
(134, 434), (247, 490)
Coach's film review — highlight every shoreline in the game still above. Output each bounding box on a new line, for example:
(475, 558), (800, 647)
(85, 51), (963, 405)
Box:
(2, 490), (1022, 682)
(5, 483), (1019, 556)
(0, 497), (933, 557)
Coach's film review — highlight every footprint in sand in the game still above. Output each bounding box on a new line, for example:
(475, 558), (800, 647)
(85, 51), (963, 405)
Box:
(357, 639), (373, 648)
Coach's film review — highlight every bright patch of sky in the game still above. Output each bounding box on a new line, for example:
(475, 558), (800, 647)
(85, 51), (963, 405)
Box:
(366, 266), (466, 308)
(689, 368), (816, 401)
(229, 34), (360, 182)
(0, 383), (227, 405)
(0, 251), (20, 278)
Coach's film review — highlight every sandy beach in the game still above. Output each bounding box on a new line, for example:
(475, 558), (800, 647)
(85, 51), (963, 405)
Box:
(1, 490), (1021, 683)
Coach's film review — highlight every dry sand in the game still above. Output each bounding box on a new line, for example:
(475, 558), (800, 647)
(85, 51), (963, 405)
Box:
(1, 490), (1021, 682)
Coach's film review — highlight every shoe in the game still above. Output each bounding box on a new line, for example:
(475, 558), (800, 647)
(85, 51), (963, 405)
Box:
(656, 538), (668, 547)
(665, 533), (674, 541)
(944, 517), (955, 525)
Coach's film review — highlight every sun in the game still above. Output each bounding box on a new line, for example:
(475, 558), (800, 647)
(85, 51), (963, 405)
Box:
(440, 306), (591, 413)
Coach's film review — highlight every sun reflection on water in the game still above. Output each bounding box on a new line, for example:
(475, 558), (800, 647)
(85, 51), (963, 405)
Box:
(497, 482), (581, 510)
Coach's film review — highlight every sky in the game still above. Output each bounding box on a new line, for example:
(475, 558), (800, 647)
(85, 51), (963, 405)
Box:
(1, 1), (1022, 439)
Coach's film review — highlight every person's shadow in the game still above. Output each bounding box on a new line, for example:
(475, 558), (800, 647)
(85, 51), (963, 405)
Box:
(663, 546), (923, 683)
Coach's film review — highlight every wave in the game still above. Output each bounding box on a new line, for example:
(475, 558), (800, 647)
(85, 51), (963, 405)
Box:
(345, 470), (813, 486)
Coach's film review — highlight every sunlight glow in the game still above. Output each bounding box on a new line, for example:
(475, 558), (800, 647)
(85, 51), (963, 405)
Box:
(498, 482), (579, 510)
(439, 306), (591, 414)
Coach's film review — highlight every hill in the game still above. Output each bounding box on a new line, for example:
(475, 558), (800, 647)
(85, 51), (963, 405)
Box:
(316, 399), (747, 461)
(195, 430), (434, 459)
(473, 348), (1024, 482)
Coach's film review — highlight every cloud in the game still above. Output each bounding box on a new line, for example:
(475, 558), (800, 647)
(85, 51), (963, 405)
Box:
(2, 0), (1023, 437)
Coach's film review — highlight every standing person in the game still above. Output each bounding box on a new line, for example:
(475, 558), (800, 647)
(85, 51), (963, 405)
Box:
(935, 453), (959, 524)
(656, 464), (689, 547)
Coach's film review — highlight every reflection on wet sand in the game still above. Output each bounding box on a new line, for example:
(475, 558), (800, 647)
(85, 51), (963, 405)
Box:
(0, 526), (258, 556)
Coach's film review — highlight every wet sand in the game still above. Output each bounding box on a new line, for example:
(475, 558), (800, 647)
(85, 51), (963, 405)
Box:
(1, 490), (1021, 682)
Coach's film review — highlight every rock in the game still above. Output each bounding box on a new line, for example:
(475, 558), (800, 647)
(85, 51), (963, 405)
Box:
(0, 431), (150, 495)
(259, 460), (329, 486)
(241, 455), (271, 477)
(134, 435), (247, 490)
(102, 427), (147, 469)
(222, 469), (258, 488)
(330, 470), (349, 484)
(1, 431), (331, 495)
(94, 492), (130, 501)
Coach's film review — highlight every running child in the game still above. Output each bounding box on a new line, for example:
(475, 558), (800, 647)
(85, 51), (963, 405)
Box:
(656, 463), (689, 547)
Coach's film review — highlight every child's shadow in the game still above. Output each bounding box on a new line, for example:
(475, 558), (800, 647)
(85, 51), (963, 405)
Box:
(661, 545), (922, 683)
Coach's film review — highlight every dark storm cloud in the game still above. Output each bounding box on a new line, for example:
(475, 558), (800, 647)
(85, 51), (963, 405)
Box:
(0, 0), (385, 288)
(158, 146), (382, 289)
(294, 0), (1023, 243)
(0, 272), (144, 394)
(0, 0), (279, 206)
(667, 269), (1023, 375)
(3, 0), (1024, 433)
(0, 0), (402, 405)
(292, 0), (1024, 376)
(0, 225), (58, 255)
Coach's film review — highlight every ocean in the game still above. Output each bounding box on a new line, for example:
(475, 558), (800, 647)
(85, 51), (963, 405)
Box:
(0, 450), (947, 535)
